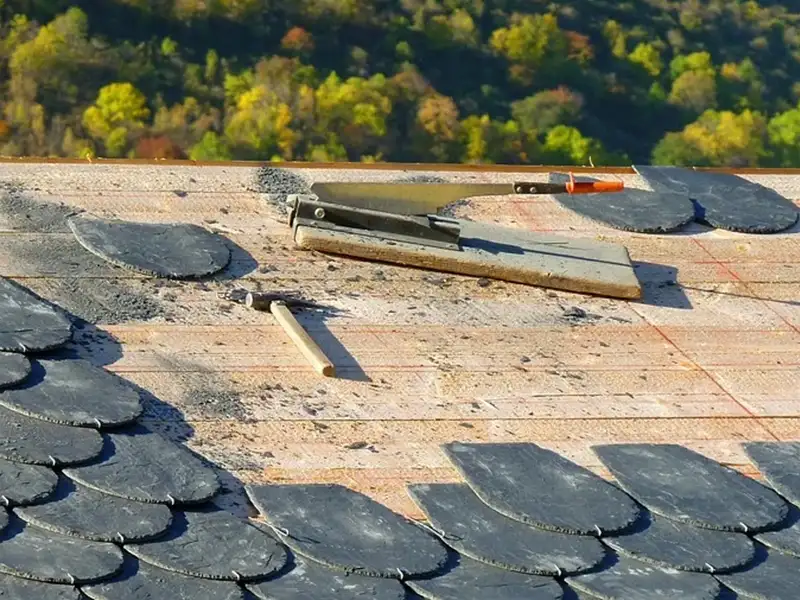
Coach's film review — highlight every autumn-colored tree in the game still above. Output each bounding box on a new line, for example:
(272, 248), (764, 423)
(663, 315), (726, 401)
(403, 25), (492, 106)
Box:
(83, 82), (151, 157)
(511, 87), (583, 135)
(766, 104), (800, 167)
(489, 14), (569, 84)
(411, 93), (461, 161)
(135, 136), (186, 159)
(281, 27), (315, 56)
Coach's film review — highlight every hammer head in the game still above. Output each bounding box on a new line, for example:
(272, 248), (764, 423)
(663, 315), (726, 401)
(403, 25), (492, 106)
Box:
(244, 291), (321, 311)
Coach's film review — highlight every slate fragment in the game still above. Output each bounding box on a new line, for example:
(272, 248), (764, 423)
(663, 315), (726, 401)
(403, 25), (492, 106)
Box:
(0, 353), (30, 389)
(68, 214), (232, 279)
(755, 508), (800, 558)
(245, 483), (449, 578)
(408, 482), (606, 576)
(0, 573), (81, 599)
(63, 424), (220, 505)
(0, 277), (73, 353)
(593, 443), (788, 533)
(0, 359), (142, 428)
(81, 554), (245, 600)
(0, 516), (123, 584)
(246, 557), (407, 600)
(407, 555), (564, 600)
(0, 459), (57, 506)
(743, 441), (800, 505)
(717, 545), (800, 600)
(15, 477), (172, 543)
(125, 508), (288, 581)
(604, 512), (754, 573)
(442, 442), (641, 535)
(0, 406), (103, 467)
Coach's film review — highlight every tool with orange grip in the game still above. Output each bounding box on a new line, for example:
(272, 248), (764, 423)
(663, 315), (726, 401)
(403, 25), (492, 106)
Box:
(513, 172), (624, 195)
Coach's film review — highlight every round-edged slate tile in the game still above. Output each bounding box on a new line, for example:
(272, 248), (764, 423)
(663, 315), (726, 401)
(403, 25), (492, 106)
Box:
(125, 508), (288, 582)
(0, 359), (142, 428)
(743, 442), (800, 505)
(245, 483), (449, 579)
(0, 278), (73, 353)
(593, 443), (788, 533)
(0, 573), (81, 599)
(0, 353), (30, 389)
(408, 483), (606, 576)
(67, 214), (232, 279)
(15, 477), (173, 543)
(62, 424), (220, 505)
(441, 442), (641, 536)
(717, 545), (800, 600)
(755, 509), (800, 558)
(0, 406), (103, 467)
(0, 516), (123, 584)
(81, 554), (245, 600)
(0, 459), (57, 506)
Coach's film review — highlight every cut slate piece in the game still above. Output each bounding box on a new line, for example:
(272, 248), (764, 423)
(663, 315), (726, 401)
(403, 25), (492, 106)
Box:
(0, 516), (123, 584)
(548, 173), (694, 233)
(0, 406), (103, 467)
(407, 555), (564, 600)
(0, 353), (30, 389)
(0, 359), (143, 428)
(0, 277), (72, 353)
(0, 573), (81, 599)
(408, 482), (606, 576)
(441, 442), (641, 536)
(246, 558), (407, 600)
(717, 545), (800, 600)
(125, 508), (288, 581)
(604, 512), (754, 574)
(633, 165), (799, 233)
(68, 214), (232, 279)
(757, 517), (800, 558)
(62, 424), (220, 505)
(567, 555), (721, 600)
(245, 483), (449, 578)
(81, 556), (245, 600)
(743, 441), (800, 506)
(0, 459), (57, 506)
(15, 477), (172, 543)
(593, 443), (788, 533)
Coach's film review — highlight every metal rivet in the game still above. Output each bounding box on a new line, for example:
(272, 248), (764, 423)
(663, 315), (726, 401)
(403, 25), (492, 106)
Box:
(314, 207), (326, 219)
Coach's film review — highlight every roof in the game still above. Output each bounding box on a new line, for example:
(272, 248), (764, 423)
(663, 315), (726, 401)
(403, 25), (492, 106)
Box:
(0, 160), (798, 598)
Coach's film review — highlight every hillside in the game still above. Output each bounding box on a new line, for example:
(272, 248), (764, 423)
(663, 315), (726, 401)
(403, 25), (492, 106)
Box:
(2, 0), (800, 166)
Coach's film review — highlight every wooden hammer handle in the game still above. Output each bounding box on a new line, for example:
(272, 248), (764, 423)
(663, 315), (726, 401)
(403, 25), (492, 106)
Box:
(270, 301), (336, 378)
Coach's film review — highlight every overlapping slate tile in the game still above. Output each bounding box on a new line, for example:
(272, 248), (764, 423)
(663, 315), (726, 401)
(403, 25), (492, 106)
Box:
(245, 483), (449, 579)
(68, 214), (232, 279)
(407, 555), (564, 600)
(0, 572), (82, 599)
(408, 483), (606, 576)
(717, 544), (800, 600)
(81, 554), (245, 600)
(593, 444), (788, 533)
(0, 406), (103, 467)
(63, 424), (220, 505)
(756, 514), (800, 558)
(743, 442), (800, 505)
(0, 516), (123, 584)
(0, 459), (57, 506)
(0, 353), (30, 389)
(603, 512), (755, 574)
(125, 508), (288, 581)
(246, 557), (407, 600)
(0, 277), (72, 353)
(0, 359), (142, 428)
(441, 442), (641, 536)
(15, 477), (172, 543)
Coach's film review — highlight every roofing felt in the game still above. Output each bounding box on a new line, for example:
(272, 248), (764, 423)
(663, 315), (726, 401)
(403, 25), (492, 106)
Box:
(0, 161), (797, 598)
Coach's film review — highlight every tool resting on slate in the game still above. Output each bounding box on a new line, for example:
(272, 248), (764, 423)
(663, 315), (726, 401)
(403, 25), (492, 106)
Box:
(245, 292), (335, 378)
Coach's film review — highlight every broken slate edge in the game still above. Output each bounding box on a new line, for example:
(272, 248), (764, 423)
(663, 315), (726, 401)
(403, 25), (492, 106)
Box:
(0, 515), (123, 584)
(15, 477), (173, 543)
(0, 353), (31, 390)
(68, 214), (232, 279)
(0, 359), (143, 429)
(0, 459), (57, 507)
(125, 508), (288, 582)
(743, 441), (800, 506)
(717, 545), (800, 600)
(246, 557), (408, 600)
(0, 277), (73, 353)
(0, 572), (82, 599)
(81, 554), (245, 600)
(245, 483), (450, 579)
(0, 406), (104, 467)
(603, 512), (755, 574)
(407, 555), (564, 600)
(755, 510), (800, 559)
(62, 424), (220, 505)
(441, 442), (641, 536)
(407, 482), (606, 576)
(593, 443), (789, 533)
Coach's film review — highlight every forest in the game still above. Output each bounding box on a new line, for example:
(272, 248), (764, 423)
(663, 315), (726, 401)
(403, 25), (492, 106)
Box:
(2, 0), (800, 166)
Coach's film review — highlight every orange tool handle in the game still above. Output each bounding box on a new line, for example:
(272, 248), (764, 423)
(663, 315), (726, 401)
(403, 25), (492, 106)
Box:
(565, 173), (624, 194)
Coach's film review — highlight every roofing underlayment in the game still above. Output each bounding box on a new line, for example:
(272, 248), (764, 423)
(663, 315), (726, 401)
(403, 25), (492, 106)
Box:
(0, 161), (798, 598)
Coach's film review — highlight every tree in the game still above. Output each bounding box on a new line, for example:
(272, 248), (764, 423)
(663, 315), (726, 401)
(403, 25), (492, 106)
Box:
(668, 70), (718, 113)
(541, 125), (612, 166)
(224, 86), (298, 160)
(511, 87), (583, 135)
(766, 104), (800, 167)
(628, 42), (662, 77)
(412, 93), (461, 161)
(281, 27), (315, 57)
(189, 131), (232, 160)
(489, 14), (569, 84)
(82, 82), (151, 157)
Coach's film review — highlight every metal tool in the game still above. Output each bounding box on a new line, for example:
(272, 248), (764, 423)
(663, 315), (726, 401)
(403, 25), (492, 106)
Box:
(245, 292), (335, 378)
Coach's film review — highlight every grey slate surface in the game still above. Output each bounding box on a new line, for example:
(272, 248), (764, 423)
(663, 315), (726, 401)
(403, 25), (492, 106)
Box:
(0, 278), (72, 353)
(717, 545), (800, 600)
(68, 214), (232, 279)
(743, 442), (800, 506)
(0, 353), (30, 390)
(756, 511), (800, 558)
(0, 459), (57, 506)
(0, 572), (81, 599)
(442, 442), (641, 535)
(245, 483), (450, 579)
(0, 359), (143, 428)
